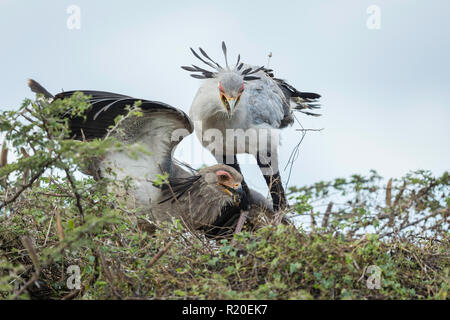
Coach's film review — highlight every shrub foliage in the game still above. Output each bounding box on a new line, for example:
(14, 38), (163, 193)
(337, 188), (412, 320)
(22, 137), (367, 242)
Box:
(0, 95), (448, 299)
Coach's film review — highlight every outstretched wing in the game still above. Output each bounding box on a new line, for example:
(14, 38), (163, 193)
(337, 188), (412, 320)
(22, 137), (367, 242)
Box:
(28, 80), (195, 207)
(55, 90), (193, 185)
(54, 90), (192, 142)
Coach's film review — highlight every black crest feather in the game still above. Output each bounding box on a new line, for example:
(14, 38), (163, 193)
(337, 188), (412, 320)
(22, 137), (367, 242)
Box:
(157, 175), (202, 204)
(222, 41), (229, 68)
(182, 42), (265, 82)
(190, 48), (217, 70)
(243, 76), (260, 81)
(199, 47), (222, 69)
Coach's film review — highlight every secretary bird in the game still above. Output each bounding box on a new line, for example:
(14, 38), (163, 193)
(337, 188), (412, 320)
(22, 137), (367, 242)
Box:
(28, 79), (273, 237)
(183, 42), (321, 212)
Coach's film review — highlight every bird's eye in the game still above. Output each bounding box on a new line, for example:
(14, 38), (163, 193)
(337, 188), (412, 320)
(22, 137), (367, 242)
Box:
(218, 82), (225, 93)
(216, 170), (231, 181)
(238, 84), (244, 93)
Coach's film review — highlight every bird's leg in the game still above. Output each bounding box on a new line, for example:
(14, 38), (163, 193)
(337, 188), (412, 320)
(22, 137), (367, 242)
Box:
(234, 210), (249, 235)
(256, 152), (287, 212)
(218, 154), (251, 234)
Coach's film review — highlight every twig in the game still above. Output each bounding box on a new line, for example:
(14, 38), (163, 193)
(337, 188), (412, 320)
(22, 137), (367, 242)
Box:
(37, 192), (69, 198)
(379, 211), (441, 239)
(284, 113), (308, 188)
(61, 289), (81, 300)
(13, 273), (39, 299)
(386, 178), (392, 207)
(64, 168), (84, 221)
(0, 158), (55, 210)
(48, 176), (74, 197)
(21, 236), (40, 274)
(295, 128), (324, 132)
(393, 181), (407, 208)
(147, 239), (175, 268)
(310, 210), (316, 232)
(43, 213), (54, 246)
(20, 147), (30, 184)
(104, 105), (141, 140)
(322, 202), (333, 228)
(234, 211), (249, 235)
(55, 211), (64, 241)
(97, 249), (122, 299)
(13, 237), (41, 299)
(1, 141), (7, 167)
(0, 141), (8, 188)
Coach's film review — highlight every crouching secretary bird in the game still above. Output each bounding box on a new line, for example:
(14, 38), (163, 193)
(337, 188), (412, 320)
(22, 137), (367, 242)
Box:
(28, 79), (271, 237)
(183, 42), (321, 212)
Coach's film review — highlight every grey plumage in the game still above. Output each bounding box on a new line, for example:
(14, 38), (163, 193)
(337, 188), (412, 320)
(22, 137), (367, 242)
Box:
(28, 79), (272, 236)
(183, 43), (322, 211)
(152, 164), (245, 231)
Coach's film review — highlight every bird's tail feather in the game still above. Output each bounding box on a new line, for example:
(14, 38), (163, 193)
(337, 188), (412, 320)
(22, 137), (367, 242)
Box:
(274, 77), (322, 117)
(292, 94), (322, 117)
(27, 79), (54, 99)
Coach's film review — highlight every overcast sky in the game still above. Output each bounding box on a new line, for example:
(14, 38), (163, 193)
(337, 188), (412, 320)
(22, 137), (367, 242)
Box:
(1, 0), (449, 196)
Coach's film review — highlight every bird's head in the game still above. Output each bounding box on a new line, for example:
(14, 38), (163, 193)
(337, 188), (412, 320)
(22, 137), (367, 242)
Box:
(200, 164), (244, 204)
(218, 73), (245, 118)
(182, 42), (265, 118)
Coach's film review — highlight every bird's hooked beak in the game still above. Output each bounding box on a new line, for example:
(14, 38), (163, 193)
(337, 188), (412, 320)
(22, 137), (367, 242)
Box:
(219, 183), (244, 204)
(227, 98), (238, 119)
(220, 94), (237, 119)
(219, 82), (244, 119)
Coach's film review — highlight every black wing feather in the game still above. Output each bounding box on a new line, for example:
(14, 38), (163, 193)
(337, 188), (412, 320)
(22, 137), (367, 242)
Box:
(157, 175), (201, 204)
(54, 90), (192, 140)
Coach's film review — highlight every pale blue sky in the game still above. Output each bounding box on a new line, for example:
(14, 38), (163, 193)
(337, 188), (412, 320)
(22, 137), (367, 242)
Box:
(1, 0), (449, 195)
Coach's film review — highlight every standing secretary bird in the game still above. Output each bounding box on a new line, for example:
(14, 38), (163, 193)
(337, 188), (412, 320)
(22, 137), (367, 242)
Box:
(28, 79), (273, 237)
(183, 42), (321, 212)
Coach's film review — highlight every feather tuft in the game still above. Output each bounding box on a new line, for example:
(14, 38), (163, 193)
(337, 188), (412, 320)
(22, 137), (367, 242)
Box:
(222, 41), (229, 68)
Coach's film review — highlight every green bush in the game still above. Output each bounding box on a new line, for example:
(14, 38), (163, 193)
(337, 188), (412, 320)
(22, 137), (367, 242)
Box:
(0, 95), (448, 299)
